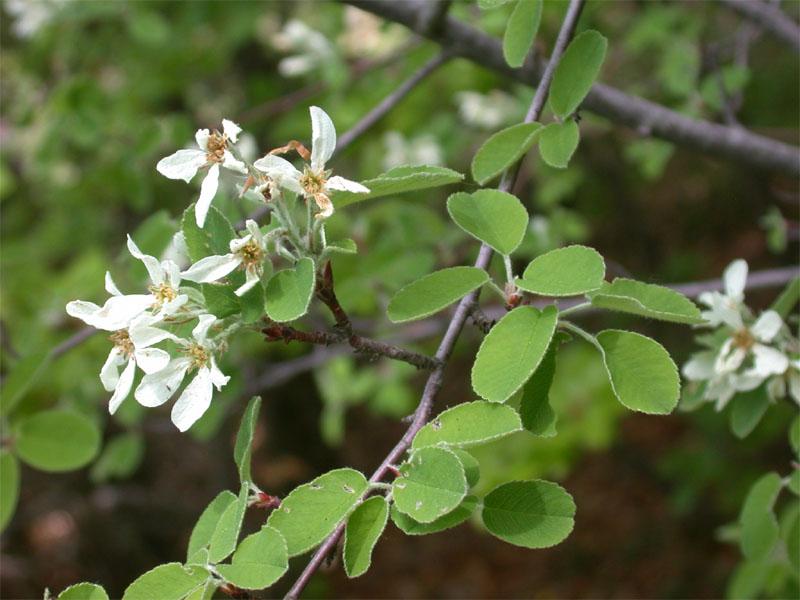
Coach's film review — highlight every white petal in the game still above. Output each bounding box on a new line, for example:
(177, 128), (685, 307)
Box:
(244, 219), (264, 246)
(723, 259), (748, 301)
(752, 344), (789, 376)
(135, 357), (190, 407)
(181, 254), (240, 283)
(253, 154), (302, 179)
(235, 268), (261, 297)
(162, 260), (182, 289)
(192, 314), (217, 343)
(733, 371), (764, 392)
(171, 368), (213, 432)
(222, 150), (247, 174)
(196, 163), (220, 228)
(222, 119), (242, 143)
(309, 105), (336, 170)
(127, 235), (164, 285)
(162, 231), (190, 268)
(129, 318), (175, 348)
(156, 149), (207, 182)
(789, 372), (800, 405)
(716, 342), (746, 373)
(66, 300), (102, 325)
(751, 310), (783, 342)
(78, 295), (154, 331)
(109, 358), (136, 415)
(209, 357), (230, 390)
(229, 234), (253, 254)
(156, 294), (188, 319)
(134, 347), (171, 374)
(100, 347), (125, 392)
(195, 128), (210, 150)
(326, 175), (369, 193)
(682, 351), (716, 381)
(105, 272), (123, 296)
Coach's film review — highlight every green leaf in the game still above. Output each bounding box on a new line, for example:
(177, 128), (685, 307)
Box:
(15, 410), (101, 472)
(234, 397), (261, 483)
(200, 284), (240, 319)
(187, 490), (238, 560)
(331, 165), (464, 208)
(326, 238), (358, 255)
(391, 495), (479, 536)
(216, 526), (289, 590)
(387, 267), (490, 323)
(520, 339), (559, 436)
(181, 204), (235, 262)
(479, 0), (512, 8)
(0, 350), (52, 416)
(451, 449), (480, 488)
(267, 468), (369, 556)
(770, 277), (800, 319)
(0, 450), (20, 533)
(343, 496), (389, 578)
(729, 385), (770, 439)
(447, 190), (529, 255)
(739, 472), (782, 560)
(588, 278), (704, 324)
(791, 416), (800, 457)
(238, 278), (266, 324)
(503, 0), (543, 68)
(123, 563), (209, 600)
(411, 401), (522, 450)
(208, 483), (249, 563)
(90, 432), (144, 483)
(786, 506), (800, 567)
(481, 480), (575, 548)
(264, 257), (315, 323)
(538, 121), (580, 169)
(596, 330), (679, 415)
(58, 583), (110, 600)
(392, 447), (467, 524)
(472, 306), (558, 403)
(471, 123), (542, 185)
(549, 30), (608, 119)
(726, 560), (770, 600)
(516, 245), (605, 296)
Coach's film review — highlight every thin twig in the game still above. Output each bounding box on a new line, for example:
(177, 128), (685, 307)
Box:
(282, 2), (587, 597)
(719, 0), (800, 53)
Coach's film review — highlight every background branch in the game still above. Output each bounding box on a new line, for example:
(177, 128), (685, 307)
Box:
(720, 0), (800, 53)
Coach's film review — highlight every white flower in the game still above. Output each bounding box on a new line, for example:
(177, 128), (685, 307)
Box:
(254, 106), (369, 219)
(382, 131), (443, 171)
(156, 119), (248, 227)
(698, 259), (748, 328)
(135, 314), (229, 432)
(101, 315), (174, 414)
(715, 310), (789, 379)
(180, 220), (267, 296)
(272, 20), (335, 78)
(456, 90), (520, 130)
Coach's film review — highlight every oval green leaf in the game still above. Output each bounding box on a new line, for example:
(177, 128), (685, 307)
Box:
(392, 447), (467, 524)
(517, 245), (605, 296)
(519, 338), (559, 436)
(391, 495), (479, 536)
(538, 120), (580, 169)
(447, 190), (529, 255)
(596, 330), (679, 414)
(387, 267), (490, 323)
(181, 204), (236, 261)
(472, 305), (558, 403)
(15, 410), (101, 472)
(90, 432), (144, 483)
(267, 468), (369, 556)
(216, 526), (289, 590)
(58, 583), (110, 600)
(187, 490), (238, 560)
(343, 496), (389, 578)
(233, 396), (261, 483)
(0, 450), (20, 533)
(549, 30), (608, 119)
(481, 480), (575, 548)
(739, 472), (782, 560)
(123, 563), (208, 600)
(588, 278), (704, 324)
(208, 482), (249, 563)
(503, 0), (543, 68)
(471, 123), (542, 185)
(730, 385), (770, 439)
(412, 401), (522, 450)
(331, 165), (464, 208)
(264, 257), (315, 323)
(452, 449), (480, 488)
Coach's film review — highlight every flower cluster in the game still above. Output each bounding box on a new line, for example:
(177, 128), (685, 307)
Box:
(66, 107), (368, 430)
(682, 259), (799, 410)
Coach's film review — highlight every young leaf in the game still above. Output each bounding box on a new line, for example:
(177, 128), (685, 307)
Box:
(451, 449), (480, 488)
(392, 447), (467, 523)
(0, 350), (52, 416)
(90, 432), (144, 483)
(519, 338), (559, 436)
(538, 121), (580, 169)
(479, 0), (513, 8)
(516, 245), (605, 296)
(481, 480), (575, 548)
(326, 238), (358, 255)
(791, 416), (800, 457)
(472, 306), (558, 403)
(729, 385), (770, 439)
(233, 396), (261, 483)
(238, 279), (266, 324)
(596, 330), (680, 415)
(187, 490), (238, 560)
(264, 257), (315, 323)
(208, 482), (249, 563)
(201, 284), (240, 319)
(447, 190), (529, 255)
(549, 30), (608, 119)
(58, 583), (110, 600)
(330, 165), (464, 208)
(15, 410), (101, 472)
(471, 123), (542, 185)
(181, 204), (236, 262)
(411, 401), (522, 450)
(769, 276), (799, 319)
(503, 0), (543, 68)
(267, 468), (369, 556)
(588, 278), (704, 324)
(387, 267), (490, 323)
(0, 450), (20, 533)
(739, 472), (782, 560)
(726, 560), (770, 600)
(391, 495), (479, 536)
(343, 496), (389, 578)
(122, 563), (209, 600)
(216, 526), (289, 590)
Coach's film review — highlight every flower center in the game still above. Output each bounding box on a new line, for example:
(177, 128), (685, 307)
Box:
(148, 283), (178, 308)
(206, 130), (228, 163)
(733, 328), (755, 351)
(185, 343), (210, 370)
(299, 167), (327, 196)
(109, 330), (134, 357)
(236, 239), (264, 270)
